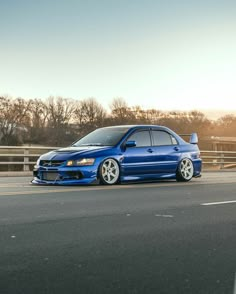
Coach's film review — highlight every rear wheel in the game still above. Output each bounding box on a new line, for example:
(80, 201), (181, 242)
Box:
(176, 158), (194, 182)
(99, 158), (120, 185)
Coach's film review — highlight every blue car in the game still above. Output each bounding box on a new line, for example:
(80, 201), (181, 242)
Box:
(32, 125), (202, 185)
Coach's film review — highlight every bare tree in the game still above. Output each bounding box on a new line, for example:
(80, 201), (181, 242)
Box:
(74, 98), (107, 136)
(26, 98), (49, 144)
(0, 96), (31, 145)
(143, 108), (163, 124)
(187, 111), (211, 135)
(46, 96), (75, 145)
(214, 114), (236, 136)
(110, 97), (135, 124)
(30, 99), (49, 129)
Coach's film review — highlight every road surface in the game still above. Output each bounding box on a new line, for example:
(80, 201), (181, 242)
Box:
(0, 172), (236, 294)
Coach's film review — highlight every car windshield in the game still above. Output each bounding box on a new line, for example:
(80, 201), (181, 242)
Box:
(72, 127), (130, 147)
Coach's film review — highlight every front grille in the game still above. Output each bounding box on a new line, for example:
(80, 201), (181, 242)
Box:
(42, 172), (59, 181)
(40, 160), (64, 167)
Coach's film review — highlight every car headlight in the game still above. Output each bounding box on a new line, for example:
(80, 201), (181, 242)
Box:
(66, 158), (95, 166)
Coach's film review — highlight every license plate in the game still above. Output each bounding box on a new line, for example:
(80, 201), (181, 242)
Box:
(42, 172), (59, 181)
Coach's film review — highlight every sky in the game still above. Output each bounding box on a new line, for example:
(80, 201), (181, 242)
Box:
(0, 0), (236, 112)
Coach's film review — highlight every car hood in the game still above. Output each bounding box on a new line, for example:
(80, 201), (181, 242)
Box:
(40, 146), (114, 161)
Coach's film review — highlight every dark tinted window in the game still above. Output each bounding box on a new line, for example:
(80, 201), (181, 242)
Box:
(128, 131), (151, 147)
(152, 130), (176, 146)
(73, 127), (129, 147)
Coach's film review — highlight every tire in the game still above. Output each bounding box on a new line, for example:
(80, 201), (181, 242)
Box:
(99, 158), (120, 185)
(176, 158), (194, 182)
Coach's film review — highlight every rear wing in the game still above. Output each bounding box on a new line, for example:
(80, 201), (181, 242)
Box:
(179, 133), (198, 144)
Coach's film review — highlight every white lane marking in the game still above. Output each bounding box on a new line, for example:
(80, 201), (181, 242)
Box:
(201, 200), (236, 206)
(155, 214), (174, 218)
(233, 272), (236, 294)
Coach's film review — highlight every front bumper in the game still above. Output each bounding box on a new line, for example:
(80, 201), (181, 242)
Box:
(32, 165), (98, 185)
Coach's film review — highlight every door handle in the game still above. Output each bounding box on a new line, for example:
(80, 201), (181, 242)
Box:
(147, 148), (154, 153)
(174, 146), (180, 151)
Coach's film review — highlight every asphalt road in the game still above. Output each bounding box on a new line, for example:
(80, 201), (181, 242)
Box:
(0, 172), (236, 294)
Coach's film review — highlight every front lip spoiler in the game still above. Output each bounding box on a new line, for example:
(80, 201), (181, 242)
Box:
(31, 178), (98, 186)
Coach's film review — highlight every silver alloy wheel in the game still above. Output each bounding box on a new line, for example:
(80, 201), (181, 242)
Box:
(101, 158), (120, 184)
(180, 158), (194, 180)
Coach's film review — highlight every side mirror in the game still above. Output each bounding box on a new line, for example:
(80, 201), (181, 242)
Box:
(125, 140), (136, 148)
(190, 133), (198, 144)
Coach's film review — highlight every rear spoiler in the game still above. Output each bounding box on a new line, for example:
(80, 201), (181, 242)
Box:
(179, 133), (198, 144)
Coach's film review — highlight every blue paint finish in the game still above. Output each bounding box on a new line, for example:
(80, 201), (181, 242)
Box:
(32, 125), (202, 185)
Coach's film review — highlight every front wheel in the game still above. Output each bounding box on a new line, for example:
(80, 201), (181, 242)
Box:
(176, 158), (194, 182)
(99, 158), (120, 185)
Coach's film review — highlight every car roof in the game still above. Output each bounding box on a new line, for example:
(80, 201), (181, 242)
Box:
(101, 125), (171, 131)
(102, 125), (164, 129)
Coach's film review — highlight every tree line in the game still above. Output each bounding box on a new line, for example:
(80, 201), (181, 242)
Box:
(0, 95), (236, 146)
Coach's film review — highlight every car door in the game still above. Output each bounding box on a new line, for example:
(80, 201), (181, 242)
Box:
(150, 129), (180, 173)
(122, 129), (156, 176)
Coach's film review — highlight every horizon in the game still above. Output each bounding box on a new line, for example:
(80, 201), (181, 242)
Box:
(1, 93), (236, 120)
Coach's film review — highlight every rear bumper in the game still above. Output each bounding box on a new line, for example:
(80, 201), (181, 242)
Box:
(193, 159), (202, 177)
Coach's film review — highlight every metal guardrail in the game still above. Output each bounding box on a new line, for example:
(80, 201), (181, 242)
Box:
(201, 150), (236, 169)
(0, 146), (58, 172)
(0, 146), (236, 171)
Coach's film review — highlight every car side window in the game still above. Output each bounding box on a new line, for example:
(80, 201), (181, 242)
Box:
(171, 136), (178, 145)
(128, 131), (151, 147)
(152, 130), (177, 146)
